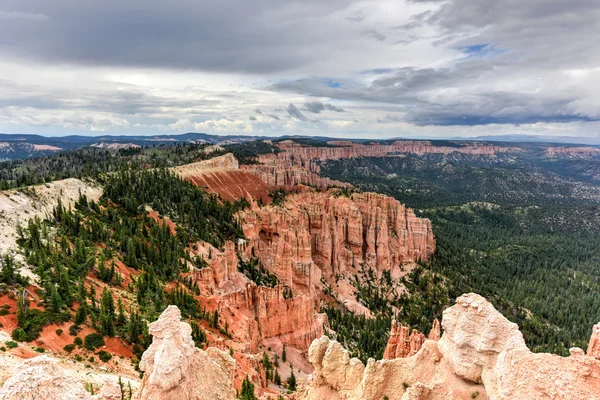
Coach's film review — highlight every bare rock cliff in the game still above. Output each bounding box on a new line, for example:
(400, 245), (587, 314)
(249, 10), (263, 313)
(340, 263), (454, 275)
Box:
(0, 355), (119, 400)
(301, 293), (600, 400)
(383, 320), (428, 360)
(240, 191), (435, 292)
(588, 322), (600, 359)
(174, 153), (271, 203)
(217, 283), (327, 352)
(138, 305), (236, 400)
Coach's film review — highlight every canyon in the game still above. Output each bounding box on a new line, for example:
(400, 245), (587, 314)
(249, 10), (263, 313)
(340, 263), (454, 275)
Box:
(1, 140), (599, 399)
(3, 294), (599, 399)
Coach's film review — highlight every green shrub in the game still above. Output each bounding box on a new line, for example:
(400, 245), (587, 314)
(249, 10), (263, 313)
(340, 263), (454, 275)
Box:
(88, 356), (95, 363)
(34, 347), (45, 353)
(55, 328), (63, 336)
(84, 333), (105, 351)
(6, 341), (18, 349)
(0, 346), (6, 352)
(98, 350), (112, 362)
(11, 328), (27, 342)
(69, 324), (80, 336)
(0, 309), (9, 316)
(64, 344), (76, 353)
(75, 355), (83, 362)
(74, 337), (83, 346)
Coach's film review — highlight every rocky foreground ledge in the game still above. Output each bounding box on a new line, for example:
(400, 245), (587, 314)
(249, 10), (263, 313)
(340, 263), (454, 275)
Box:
(302, 293), (600, 400)
(1, 294), (599, 400)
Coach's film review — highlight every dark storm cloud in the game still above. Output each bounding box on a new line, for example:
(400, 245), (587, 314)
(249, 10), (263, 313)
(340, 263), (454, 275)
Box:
(285, 103), (308, 121)
(269, 0), (600, 126)
(0, 0), (354, 74)
(303, 102), (345, 113)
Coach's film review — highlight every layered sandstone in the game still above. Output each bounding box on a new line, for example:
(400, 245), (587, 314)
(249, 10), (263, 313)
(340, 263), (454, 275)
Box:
(187, 241), (247, 294)
(258, 141), (520, 173)
(545, 146), (600, 158)
(217, 283), (327, 352)
(242, 163), (352, 189)
(247, 141), (519, 190)
(138, 305), (236, 400)
(174, 153), (271, 203)
(383, 320), (428, 360)
(302, 293), (600, 400)
(240, 190), (434, 292)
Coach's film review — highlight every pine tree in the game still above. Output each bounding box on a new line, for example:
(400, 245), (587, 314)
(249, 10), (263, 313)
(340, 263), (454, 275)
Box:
(287, 369), (297, 391)
(99, 288), (115, 336)
(239, 375), (257, 400)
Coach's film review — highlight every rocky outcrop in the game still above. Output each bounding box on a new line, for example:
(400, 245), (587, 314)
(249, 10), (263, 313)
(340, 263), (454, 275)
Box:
(187, 241), (247, 294)
(302, 335), (485, 400)
(138, 305), (236, 400)
(428, 319), (441, 341)
(243, 163), (352, 189)
(0, 355), (119, 400)
(0, 178), (103, 255)
(217, 283), (326, 352)
(244, 141), (519, 190)
(545, 146), (600, 158)
(257, 141), (519, 174)
(383, 320), (426, 360)
(240, 191), (434, 292)
(174, 153), (271, 203)
(301, 293), (600, 400)
(588, 323), (600, 359)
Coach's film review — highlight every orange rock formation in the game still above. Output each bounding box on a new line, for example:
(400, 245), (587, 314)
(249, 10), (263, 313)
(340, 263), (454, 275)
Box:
(383, 320), (426, 360)
(239, 190), (435, 291)
(217, 283), (327, 352)
(174, 153), (271, 203)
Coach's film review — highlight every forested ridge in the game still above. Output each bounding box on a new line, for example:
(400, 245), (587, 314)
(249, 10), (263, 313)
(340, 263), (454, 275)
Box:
(0, 141), (279, 190)
(6, 167), (246, 359)
(321, 153), (600, 355)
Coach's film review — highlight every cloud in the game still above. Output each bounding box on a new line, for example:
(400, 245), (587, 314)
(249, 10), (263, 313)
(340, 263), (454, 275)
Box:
(362, 29), (386, 42)
(0, 0), (372, 75)
(303, 101), (345, 113)
(285, 103), (308, 121)
(0, 10), (49, 21)
(1, 0), (600, 136)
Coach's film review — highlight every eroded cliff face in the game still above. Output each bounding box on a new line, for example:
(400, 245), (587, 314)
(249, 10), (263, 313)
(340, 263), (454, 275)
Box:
(174, 153), (271, 203)
(216, 283), (327, 352)
(239, 190), (435, 293)
(301, 293), (600, 400)
(383, 319), (441, 360)
(545, 146), (600, 158)
(138, 305), (236, 400)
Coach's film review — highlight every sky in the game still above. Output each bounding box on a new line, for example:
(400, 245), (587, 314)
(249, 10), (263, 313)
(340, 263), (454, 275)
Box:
(0, 0), (599, 139)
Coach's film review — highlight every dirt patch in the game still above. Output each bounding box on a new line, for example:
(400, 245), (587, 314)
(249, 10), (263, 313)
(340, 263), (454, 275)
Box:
(146, 207), (177, 235)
